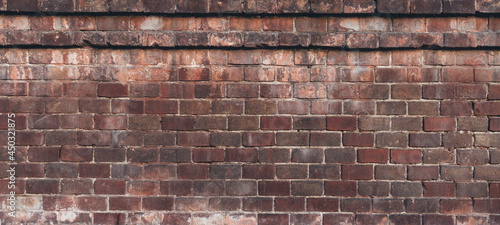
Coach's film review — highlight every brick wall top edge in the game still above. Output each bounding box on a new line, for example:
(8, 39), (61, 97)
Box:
(2, 0), (499, 15)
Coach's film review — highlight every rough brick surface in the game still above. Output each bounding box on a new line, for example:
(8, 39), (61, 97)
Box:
(0, 1), (498, 224)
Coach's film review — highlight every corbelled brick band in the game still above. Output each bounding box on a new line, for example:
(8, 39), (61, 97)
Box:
(0, 0), (499, 224)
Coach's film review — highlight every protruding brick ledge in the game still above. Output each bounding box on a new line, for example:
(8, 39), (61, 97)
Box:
(0, 15), (498, 49)
(1, 0), (499, 14)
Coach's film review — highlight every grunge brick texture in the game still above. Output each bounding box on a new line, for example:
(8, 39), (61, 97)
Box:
(0, 0), (499, 224)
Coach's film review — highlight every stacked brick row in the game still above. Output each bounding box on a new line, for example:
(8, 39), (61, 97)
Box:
(0, 0), (499, 224)
(2, 0), (499, 14)
(0, 15), (498, 48)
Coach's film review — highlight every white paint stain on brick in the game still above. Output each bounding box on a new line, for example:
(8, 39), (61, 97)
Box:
(140, 17), (163, 30)
(16, 196), (43, 211)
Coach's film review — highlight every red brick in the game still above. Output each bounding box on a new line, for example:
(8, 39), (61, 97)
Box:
(94, 116), (127, 130)
(79, 164), (110, 178)
(17, 163), (44, 177)
(293, 117), (326, 130)
(0, 83), (26, 96)
(245, 100), (276, 114)
(77, 131), (112, 146)
(28, 147), (59, 162)
(127, 148), (158, 163)
(375, 68), (407, 82)
(110, 100), (144, 114)
(28, 115), (59, 129)
(442, 67), (474, 82)
(177, 132), (209, 147)
(212, 100), (243, 114)
(376, 165), (405, 180)
(26, 180), (59, 194)
(77, 196), (107, 211)
(408, 166), (439, 180)
(327, 84), (359, 99)
(343, 133), (374, 147)
(489, 84), (500, 100)
(258, 214), (289, 225)
(277, 67), (310, 82)
(98, 83), (128, 97)
(229, 116), (259, 130)
(276, 132), (309, 146)
(293, 83), (326, 99)
(145, 100), (177, 114)
(258, 181), (290, 196)
(441, 199), (473, 214)
(230, 18), (261, 30)
(261, 116), (291, 130)
(341, 198), (372, 212)
(243, 165), (275, 179)
(243, 133), (275, 146)
(244, 67), (275, 82)
(178, 164), (209, 179)
(61, 147), (93, 162)
(358, 148), (388, 163)
(359, 117), (390, 131)
(109, 197), (141, 211)
(178, 67), (209, 81)
(344, 101), (375, 115)
(275, 197), (305, 212)
(409, 133), (441, 147)
(344, 0), (375, 13)
(475, 102), (500, 116)
(442, 132), (472, 148)
(342, 165), (373, 180)
(228, 50), (261, 65)
(422, 182), (455, 197)
(192, 148), (224, 162)
(160, 83), (195, 99)
(95, 180), (126, 194)
(309, 67), (339, 83)
(391, 149), (422, 164)
(359, 84), (390, 99)
(160, 181), (192, 196)
(259, 148), (290, 163)
(127, 181), (157, 196)
(227, 84), (259, 98)
(180, 100), (211, 115)
(296, 17), (327, 32)
(424, 117), (456, 131)
(277, 0), (309, 13)
(347, 33), (378, 48)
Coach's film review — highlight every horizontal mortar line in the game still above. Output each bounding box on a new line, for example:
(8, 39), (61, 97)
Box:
(0, 44), (500, 51)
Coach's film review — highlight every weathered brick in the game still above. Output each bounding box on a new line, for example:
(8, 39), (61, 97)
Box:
(423, 182), (455, 197)
(441, 165), (473, 181)
(343, 133), (374, 147)
(325, 148), (356, 163)
(259, 148), (290, 163)
(405, 199), (439, 213)
(359, 117), (390, 131)
(342, 165), (373, 180)
(359, 182), (390, 197)
(340, 198), (371, 212)
(376, 132), (408, 148)
(392, 182), (422, 197)
(293, 117), (326, 130)
(325, 181), (357, 197)
(276, 165), (307, 179)
(276, 132), (309, 146)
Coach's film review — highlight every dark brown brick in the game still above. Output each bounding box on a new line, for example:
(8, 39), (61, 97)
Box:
(276, 165), (307, 179)
(340, 198), (371, 212)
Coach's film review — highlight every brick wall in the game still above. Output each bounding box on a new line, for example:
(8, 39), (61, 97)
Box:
(0, 0), (499, 224)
